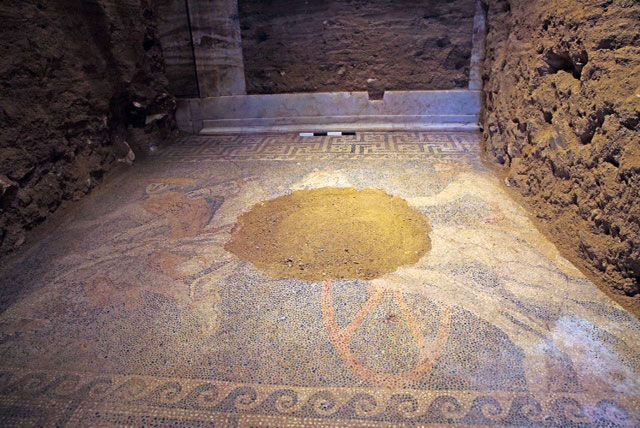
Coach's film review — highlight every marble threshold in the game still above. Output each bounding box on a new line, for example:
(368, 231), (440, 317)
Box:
(176, 90), (482, 134)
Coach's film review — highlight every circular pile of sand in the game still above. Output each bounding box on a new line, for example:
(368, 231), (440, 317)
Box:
(225, 187), (431, 281)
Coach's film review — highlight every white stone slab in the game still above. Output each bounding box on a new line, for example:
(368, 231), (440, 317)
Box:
(177, 90), (481, 134)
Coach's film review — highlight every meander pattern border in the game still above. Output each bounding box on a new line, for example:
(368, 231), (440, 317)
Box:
(155, 132), (481, 162)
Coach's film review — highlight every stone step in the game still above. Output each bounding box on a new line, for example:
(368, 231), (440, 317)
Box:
(177, 90), (482, 134)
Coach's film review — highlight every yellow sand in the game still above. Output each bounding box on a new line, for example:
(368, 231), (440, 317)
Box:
(225, 187), (431, 281)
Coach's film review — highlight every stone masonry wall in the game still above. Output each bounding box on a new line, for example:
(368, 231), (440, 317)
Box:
(482, 0), (640, 300)
(0, 0), (176, 254)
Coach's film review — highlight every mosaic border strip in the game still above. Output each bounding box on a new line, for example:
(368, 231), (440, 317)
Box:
(1, 367), (638, 427)
(154, 132), (481, 162)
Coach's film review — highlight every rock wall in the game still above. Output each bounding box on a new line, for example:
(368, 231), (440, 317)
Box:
(239, 0), (475, 95)
(482, 0), (640, 300)
(0, 0), (176, 254)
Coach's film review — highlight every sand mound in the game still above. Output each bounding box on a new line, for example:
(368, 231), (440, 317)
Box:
(225, 187), (431, 281)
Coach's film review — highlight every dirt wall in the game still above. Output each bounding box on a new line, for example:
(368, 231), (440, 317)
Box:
(239, 0), (475, 95)
(482, 0), (640, 301)
(0, 0), (176, 255)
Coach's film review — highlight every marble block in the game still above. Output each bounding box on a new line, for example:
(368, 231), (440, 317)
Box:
(177, 90), (482, 134)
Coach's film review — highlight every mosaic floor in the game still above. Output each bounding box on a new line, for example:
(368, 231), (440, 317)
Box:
(1, 132), (639, 427)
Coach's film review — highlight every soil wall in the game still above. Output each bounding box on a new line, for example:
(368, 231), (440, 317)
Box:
(482, 0), (640, 300)
(0, 0), (176, 254)
(239, 0), (475, 95)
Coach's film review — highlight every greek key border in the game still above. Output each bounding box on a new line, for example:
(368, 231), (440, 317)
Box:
(154, 132), (481, 162)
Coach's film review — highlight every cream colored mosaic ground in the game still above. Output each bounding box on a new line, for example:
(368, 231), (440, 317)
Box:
(0, 132), (638, 427)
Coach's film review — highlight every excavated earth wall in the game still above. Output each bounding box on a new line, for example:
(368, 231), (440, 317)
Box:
(239, 0), (475, 94)
(0, 0), (176, 254)
(482, 0), (640, 303)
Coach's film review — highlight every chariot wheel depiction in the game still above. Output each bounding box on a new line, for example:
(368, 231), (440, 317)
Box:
(321, 279), (452, 388)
